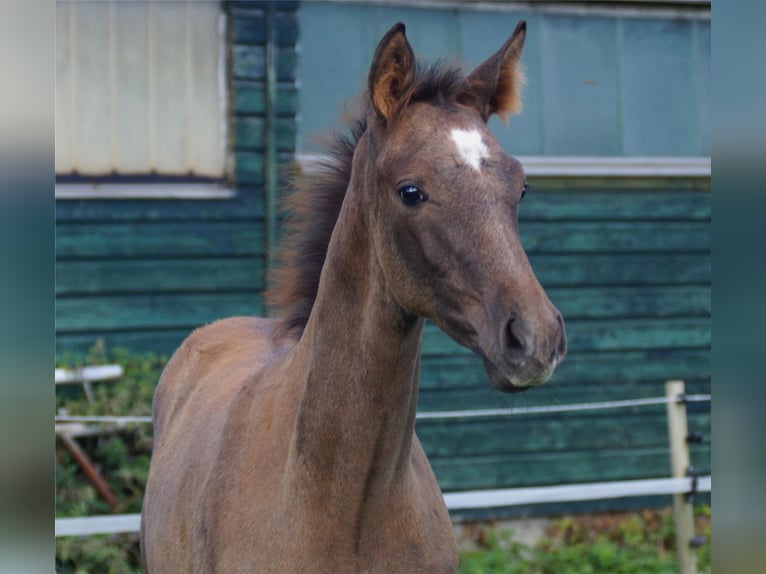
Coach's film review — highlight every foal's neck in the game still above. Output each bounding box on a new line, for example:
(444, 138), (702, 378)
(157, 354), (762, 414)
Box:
(287, 183), (424, 512)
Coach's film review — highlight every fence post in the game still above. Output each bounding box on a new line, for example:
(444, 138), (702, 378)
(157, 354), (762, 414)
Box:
(665, 380), (697, 574)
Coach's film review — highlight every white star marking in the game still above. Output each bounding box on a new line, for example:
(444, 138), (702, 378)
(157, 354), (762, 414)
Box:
(450, 129), (489, 171)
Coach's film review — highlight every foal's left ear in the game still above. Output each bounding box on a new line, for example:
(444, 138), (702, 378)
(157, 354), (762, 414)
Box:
(460, 20), (527, 122)
(368, 22), (416, 123)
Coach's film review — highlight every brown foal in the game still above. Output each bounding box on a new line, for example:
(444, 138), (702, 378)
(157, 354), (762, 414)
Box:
(141, 21), (566, 573)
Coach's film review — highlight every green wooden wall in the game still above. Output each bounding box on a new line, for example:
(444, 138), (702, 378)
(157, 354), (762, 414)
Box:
(55, 1), (710, 516)
(56, 1), (299, 358)
(297, 2), (710, 157)
(417, 177), (710, 516)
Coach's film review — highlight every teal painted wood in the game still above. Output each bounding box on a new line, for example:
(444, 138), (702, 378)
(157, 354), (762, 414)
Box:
(56, 221), (265, 258)
(419, 349), (710, 391)
(540, 15), (621, 155)
(235, 116), (298, 151)
(519, 190), (710, 221)
(55, 194), (264, 223)
(233, 151), (294, 186)
(56, 293), (263, 332)
(520, 220), (710, 253)
(297, 2), (375, 150)
(416, 412), (711, 458)
(232, 81), (299, 115)
(374, 6), (460, 61)
(546, 285), (710, 319)
(56, 204), (708, 261)
(56, 258), (264, 295)
(621, 18), (698, 155)
(421, 318), (710, 356)
(696, 20), (711, 154)
(57, 329), (203, 360)
(430, 446), (711, 491)
(417, 379), (711, 412)
(231, 8), (298, 46)
(297, 4), (710, 157)
(231, 45), (297, 82)
(528, 253), (710, 287)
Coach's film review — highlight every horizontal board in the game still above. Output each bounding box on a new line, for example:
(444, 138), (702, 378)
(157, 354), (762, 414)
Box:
(231, 45), (297, 81)
(431, 446), (711, 491)
(234, 116), (297, 151)
(56, 221), (264, 258)
(529, 252), (710, 287)
(419, 349), (710, 390)
(57, 219), (707, 262)
(234, 152), (293, 186)
(57, 319), (710, 362)
(547, 285), (710, 319)
(231, 10), (298, 46)
(519, 191), (710, 221)
(520, 221), (710, 253)
(524, 178), (709, 194)
(56, 293), (263, 332)
(417, 412), (711, 458)
(565, 318), (710, 351)
(55, 193), (264, 223)
(421, 318), (710, 356)
(232, 81), (299, 115)
(56, 257), (264, 295)
(56, 329), (196, 359)
(417, 380), (711, 413)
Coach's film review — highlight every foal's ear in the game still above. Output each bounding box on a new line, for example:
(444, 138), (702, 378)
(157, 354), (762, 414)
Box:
(460, 20), (527, 122)
(368, 22), (415, 122)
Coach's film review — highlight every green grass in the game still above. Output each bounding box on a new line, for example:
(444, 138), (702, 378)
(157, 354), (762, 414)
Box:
(459, 507), (711, 574)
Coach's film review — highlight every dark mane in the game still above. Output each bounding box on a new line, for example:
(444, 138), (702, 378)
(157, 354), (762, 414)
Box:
(266, 61), (466, 337)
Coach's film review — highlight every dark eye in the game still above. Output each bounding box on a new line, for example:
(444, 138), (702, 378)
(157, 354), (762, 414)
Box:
(398, 184), (427, 206)
(521, 181), (530, 200)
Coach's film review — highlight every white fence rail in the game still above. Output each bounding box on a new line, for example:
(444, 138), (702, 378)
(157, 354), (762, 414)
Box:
(56, 382), (710, 552)
(55, 474), (711, 537)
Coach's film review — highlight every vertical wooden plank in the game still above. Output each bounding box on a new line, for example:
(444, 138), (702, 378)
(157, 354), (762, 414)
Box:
(187, 1), (225, 177)
(113, 0), (150, 174)
(665, 380), (697, 574)
(540, 15), (621, 155)
(150, 1), (187, 173)
(621, 19), (697, 156)
(297, 3), (374, 152)
(74, 0), (111, 173)
(55, 2), (72, 173)
(696, 20), (710, 156)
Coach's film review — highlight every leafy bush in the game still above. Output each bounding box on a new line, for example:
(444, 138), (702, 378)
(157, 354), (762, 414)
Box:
(56, 345), (166, 574)
(459, 506), (712, 574)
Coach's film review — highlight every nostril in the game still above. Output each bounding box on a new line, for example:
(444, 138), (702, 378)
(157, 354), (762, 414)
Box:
(505, 318), (526, 356)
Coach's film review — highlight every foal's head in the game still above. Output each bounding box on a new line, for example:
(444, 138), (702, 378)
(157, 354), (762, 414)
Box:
(360, 21), (566, 391)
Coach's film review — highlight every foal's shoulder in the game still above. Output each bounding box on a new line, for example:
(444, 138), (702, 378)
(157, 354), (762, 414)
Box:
(152, 316), (287, 434)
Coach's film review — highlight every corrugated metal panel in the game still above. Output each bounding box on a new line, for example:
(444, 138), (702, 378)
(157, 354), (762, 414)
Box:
(55, 1), (225, 177)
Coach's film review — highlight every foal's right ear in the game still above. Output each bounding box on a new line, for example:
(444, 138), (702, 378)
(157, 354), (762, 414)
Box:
(368, 22), (415, 123)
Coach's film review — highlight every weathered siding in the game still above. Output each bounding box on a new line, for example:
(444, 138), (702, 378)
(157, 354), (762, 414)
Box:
(56, 1), (299, 358)
(297, 2), (710, 157)
(416, 178), (710, 508)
